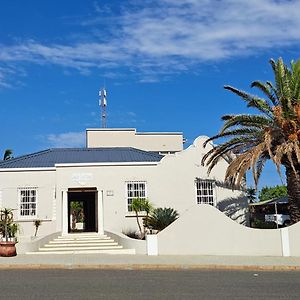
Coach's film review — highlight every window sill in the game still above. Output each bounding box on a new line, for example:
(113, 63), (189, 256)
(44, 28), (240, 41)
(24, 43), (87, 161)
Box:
(15, 219), (52, 222)
(125, 213), (147, 218)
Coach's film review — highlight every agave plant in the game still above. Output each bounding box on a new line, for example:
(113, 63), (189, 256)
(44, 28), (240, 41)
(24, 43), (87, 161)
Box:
(146, 207), (179, 232)
(202, 58), (300, 223)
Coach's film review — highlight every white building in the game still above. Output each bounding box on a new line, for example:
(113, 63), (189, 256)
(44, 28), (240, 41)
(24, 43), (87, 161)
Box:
(0, 128), (247, 240)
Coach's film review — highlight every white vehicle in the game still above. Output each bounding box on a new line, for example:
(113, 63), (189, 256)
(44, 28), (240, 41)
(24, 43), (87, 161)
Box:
(265, 214), (291, 226)
(250, 196), (290, 228)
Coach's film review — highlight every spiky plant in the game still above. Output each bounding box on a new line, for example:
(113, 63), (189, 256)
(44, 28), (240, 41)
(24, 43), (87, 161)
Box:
(146, 208), (179, 232)
(0, 208), (14, 242)
(202, 58), (300, 223)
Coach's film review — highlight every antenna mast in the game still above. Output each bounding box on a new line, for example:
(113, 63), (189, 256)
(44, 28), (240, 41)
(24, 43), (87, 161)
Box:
(99, 88), (107, 128)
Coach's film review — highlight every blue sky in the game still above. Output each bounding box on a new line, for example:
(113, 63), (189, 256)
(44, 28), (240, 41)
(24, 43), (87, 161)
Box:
(1, 0), (300, 190)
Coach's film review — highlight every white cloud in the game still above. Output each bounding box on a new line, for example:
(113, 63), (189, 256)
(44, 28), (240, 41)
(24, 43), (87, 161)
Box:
(1, 0), (300, 85)
(46, 132), (85, 148)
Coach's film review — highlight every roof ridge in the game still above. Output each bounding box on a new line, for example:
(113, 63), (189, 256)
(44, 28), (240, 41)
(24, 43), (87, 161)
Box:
(128, 147), (163, 158)
(49, 147), (139, 151)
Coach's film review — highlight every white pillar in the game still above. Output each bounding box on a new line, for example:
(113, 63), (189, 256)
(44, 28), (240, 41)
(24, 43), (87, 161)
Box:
(147, 234), (158, 256)
(62, 191), (68, 235)
(98, 190), (104, 234)
(281, 227), (290, 257)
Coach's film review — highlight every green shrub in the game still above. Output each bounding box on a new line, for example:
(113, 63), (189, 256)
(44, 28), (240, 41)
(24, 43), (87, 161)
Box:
(122, 229), (140, 239)
(146, 207), (179, 232)
(251, 219), (277, 229)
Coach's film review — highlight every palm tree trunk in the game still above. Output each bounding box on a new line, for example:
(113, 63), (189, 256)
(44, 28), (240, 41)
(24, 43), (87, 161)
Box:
(34, 226), (38, 237)
(286, 164), (300, 224)
(135, 212), (142, 237)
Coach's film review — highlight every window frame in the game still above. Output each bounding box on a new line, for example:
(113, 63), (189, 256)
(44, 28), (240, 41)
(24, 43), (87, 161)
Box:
(18, 187), (38, 220)
(195, 179), (216, 206)
(125, 181), (147, 213)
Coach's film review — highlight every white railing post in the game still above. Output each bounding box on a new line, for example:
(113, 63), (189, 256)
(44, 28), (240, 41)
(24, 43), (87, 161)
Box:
(280, 227), (290, 257)
(146, 234), (158, 256)
(62, 191), (68, 235)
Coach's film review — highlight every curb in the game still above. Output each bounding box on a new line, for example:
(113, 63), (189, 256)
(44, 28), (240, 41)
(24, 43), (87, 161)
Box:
(0, 264), (300, 271)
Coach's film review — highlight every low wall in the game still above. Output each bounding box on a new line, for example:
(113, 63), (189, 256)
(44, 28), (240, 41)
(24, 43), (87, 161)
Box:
(16, 231), (61, 254)
(156, 205), (299, 256)
(105, 230), (147, 254)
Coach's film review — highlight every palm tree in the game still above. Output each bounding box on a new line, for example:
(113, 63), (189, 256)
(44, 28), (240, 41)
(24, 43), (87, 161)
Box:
(131, 198), (153, 238)
(34, 220), (42, 237)
(202, 58), (300, 223)
(3, 149), (13, 160)
(246, 188), (257, 203)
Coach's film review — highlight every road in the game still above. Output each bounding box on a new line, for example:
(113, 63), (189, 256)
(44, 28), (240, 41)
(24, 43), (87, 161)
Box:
(0, 269), (299, 299)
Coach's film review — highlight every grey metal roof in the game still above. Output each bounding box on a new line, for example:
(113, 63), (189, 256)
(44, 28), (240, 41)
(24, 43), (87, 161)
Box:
(0, 148), (163, 169)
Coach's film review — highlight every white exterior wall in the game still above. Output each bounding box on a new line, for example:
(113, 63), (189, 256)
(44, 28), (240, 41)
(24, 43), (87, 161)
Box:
(0, 169), (58, 237)
(157, 205), (282, 256)
(86, 128), (183, 153)
(55, 164), (158, 234)
(0, 136), (247, 238)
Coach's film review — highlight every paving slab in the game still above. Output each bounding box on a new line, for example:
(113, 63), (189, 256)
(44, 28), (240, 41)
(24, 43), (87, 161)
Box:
(1, 254), (300, 270)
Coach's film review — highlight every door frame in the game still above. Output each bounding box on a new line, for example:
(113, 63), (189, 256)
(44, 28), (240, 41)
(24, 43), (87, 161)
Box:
(62, 187), (104, 235)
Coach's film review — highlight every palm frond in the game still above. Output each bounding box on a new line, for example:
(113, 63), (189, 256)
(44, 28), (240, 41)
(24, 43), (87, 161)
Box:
(220, 114), (273, 133)
(290, 60), (300, 104)
(254, 156), (268, 187)
(202, 137), (261, 174)
(251, 80), (278, 106)
(224, 85), (273, 116)
(203, 128), (261, 148)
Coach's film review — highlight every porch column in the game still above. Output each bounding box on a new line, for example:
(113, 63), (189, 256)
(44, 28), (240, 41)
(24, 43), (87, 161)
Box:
(62, 190), (68, 235)
(98, 190), (104, 235)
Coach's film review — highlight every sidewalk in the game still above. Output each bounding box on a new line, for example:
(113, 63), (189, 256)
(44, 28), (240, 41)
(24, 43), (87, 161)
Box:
(1, 254), (300, 270)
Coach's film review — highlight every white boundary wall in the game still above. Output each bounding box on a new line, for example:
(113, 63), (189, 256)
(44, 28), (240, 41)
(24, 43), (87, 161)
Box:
(152, 205), (300, 257)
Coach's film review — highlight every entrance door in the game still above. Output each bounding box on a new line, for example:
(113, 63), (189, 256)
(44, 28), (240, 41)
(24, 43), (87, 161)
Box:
(67, 188), (98, 233)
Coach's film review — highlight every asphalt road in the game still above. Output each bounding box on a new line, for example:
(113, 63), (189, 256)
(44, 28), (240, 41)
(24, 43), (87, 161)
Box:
(0, 269), (299, 299)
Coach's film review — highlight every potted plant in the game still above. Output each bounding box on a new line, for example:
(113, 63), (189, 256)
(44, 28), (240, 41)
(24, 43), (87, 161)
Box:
(0, 208), (18, 257)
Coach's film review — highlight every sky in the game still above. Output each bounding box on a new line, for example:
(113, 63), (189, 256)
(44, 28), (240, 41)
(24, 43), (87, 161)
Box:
(1, 0), (300, 190)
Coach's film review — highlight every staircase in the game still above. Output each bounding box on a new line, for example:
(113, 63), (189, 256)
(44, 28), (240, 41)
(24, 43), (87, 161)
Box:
(26, 233), (136, 255)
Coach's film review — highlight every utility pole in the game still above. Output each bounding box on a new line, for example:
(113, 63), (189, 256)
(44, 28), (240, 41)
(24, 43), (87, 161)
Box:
(99, 88), (107, 128)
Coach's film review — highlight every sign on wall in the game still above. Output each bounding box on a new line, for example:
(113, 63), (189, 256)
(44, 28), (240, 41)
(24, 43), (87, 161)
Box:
(71, 173), (93, 186)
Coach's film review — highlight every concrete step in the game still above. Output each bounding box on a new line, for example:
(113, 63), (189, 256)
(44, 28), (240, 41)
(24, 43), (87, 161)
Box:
(39, 245), (123, 251)
(60, 233), (107, 238)
(57, 235), (109, 239)
(49, 240), (116, 245)
(50, 237), (113, 242)
(45, 242), (119, 247)
(26, 233), (136, 255)
(27, 248), (136, 255)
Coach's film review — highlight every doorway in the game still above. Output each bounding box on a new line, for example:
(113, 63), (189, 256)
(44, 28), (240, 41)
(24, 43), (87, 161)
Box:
(67, 188), (98, 233)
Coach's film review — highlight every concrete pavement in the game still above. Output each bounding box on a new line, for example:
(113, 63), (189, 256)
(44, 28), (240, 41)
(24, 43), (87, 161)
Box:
(1, 254), (300, 270)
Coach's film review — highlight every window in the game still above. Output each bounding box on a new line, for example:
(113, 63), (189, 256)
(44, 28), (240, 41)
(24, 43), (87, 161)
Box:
(196, 179), (215, 206)
(126, 181), (147, 212)
(19, 188), (37, 218)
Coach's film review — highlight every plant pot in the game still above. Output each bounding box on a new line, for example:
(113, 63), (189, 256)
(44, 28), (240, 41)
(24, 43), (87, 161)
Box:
(0, 241), (17, 257)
